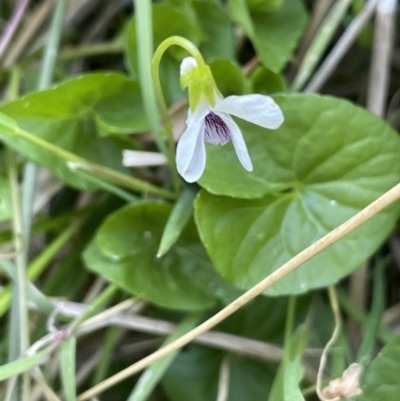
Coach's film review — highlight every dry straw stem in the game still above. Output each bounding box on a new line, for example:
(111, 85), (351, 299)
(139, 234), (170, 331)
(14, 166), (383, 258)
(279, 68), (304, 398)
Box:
(317, 286), (341, 401)
(367, 0), (397, 117)
(46, 300), (284, 362)
(78, 182), (400, 400)
(3, 0), (53, 67)
(305, 0), (379, 92)
(217, 356), (231, 401)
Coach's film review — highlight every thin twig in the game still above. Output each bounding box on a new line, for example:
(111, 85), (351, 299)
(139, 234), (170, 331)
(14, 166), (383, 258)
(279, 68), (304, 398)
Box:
(305, 0), (379, 93)
(3, 0), (53, 68)
(37, 300), (284, 362)
(0, 0), (30, 59)
(21, 0), (69, 268)
(291, 0), (353, 91)
(30, 367), (62, 401)
(82, 278), (106, 305)
(366, 0), (397, 116)
(76, 299), (139, 333)
(77, 182), (400, 400)
(295, 0), (334, 63)
(316, 286), (341, 401)
(347, 261), (369, 352)
(7, 149), (30, 399)
(216, 356), (230, 401)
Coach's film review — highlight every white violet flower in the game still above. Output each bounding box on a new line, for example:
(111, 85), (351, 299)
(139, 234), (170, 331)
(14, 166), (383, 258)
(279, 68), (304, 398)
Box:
(177, 57), (284, 183)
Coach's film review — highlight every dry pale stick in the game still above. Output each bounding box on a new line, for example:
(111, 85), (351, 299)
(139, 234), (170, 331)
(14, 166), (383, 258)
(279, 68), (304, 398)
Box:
(347, 0), (397, 351)
(317, 287), (341, 401)
(77, 182), (400, 400)
(217, 357), (231, 401)
(43, 300), (284, 362)
(305, 0), (379, 92)
(367, 0), (397, 116)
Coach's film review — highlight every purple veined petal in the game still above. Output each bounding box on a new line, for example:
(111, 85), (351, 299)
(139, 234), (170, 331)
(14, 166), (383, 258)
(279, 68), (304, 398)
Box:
(214, 94), (284, 129)
(176, 118), (207, 183)
(204, 112), (232, 145)
(216, 113), (253, 172)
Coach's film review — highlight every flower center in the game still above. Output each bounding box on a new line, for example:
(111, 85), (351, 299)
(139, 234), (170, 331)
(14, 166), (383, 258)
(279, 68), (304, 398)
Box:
(204, 112), (232, 145)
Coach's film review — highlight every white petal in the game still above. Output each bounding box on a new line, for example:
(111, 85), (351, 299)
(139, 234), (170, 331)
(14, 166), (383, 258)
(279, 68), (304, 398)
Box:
(215, 94), (284, 129)
(122, 150), (168, 167)
(180, 57), (197, 76)
(187, 95), (211, 124)
(216, 113), (253, 172)
(176, 119), (206, 183)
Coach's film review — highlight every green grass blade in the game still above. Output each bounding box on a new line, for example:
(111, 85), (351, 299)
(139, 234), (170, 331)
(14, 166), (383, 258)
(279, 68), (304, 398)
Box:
(133, 0), (167, 157)
(127, 313), (203, 401)
(1, 260), (54, 313)
(157, 186), (196, 257)
(0, 349), (49, 380)
(357, 260), (386, 365)
(60, 337), (77, 401)
(92, 326), (120, 385)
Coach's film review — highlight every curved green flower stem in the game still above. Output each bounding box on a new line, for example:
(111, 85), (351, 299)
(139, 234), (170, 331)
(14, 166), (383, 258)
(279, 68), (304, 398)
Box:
(151, 35), (206, 193)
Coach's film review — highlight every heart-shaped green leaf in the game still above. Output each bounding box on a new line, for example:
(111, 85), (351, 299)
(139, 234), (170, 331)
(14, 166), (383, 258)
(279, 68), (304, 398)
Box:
(195, 94), (400, 295)
(251, 66), (287, 94)
(210, 59), (245, 97)
(0, 73), (140, 190)
(358, 336), (400, 401)
(84, 202), (236, 311)
(228, 0), (307, 73)
(163, 346), (276, 401)
(162, 296), (289, 401)
(94, 80), (148, 135)
(192, 0), (235, 61)
(200, 94), (400, 199)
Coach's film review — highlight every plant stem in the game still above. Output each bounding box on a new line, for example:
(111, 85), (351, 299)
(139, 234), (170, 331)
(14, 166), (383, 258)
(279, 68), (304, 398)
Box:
(77, 182), (400, 400)
(0, 116), (175, 199)
(151, 35), (206, 193)
(69, 284), (119, 331)
(133, 0), (167, 157)
(0, 217), (86, 316)
(356, 260), (386, 365)
(6, 66), (30, 401)
(58, 42), (124, 61)
(0, 0), (30, 59)
(7, 150), (30, 401)
(304, 0), (379, 93)
(291, 0), (353, 91)
(366, 0), (397, 116)
(21, 0), (69, 269)
(316, 286), (341, 401)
